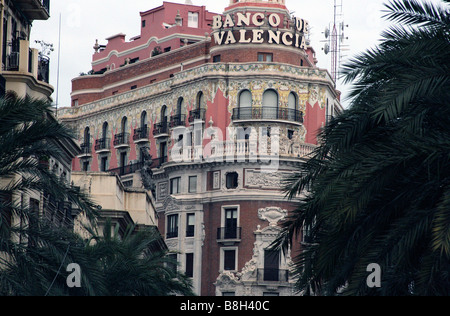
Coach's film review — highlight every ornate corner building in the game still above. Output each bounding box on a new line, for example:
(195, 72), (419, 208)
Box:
(60, 0), (342, 296)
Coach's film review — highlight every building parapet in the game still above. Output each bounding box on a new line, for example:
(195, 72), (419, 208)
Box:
(59, 62), (334, 120)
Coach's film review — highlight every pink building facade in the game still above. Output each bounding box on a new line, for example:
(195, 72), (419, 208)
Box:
(60, 0), (342, 296)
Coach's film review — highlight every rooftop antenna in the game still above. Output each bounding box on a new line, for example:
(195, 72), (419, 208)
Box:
(322, 0), (348, 85)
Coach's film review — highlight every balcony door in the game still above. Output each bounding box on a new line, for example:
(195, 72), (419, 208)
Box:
(224, 209), (238, 239)
(264, 250), (280, 281)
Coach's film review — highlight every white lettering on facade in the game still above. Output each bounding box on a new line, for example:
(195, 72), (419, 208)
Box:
(212, 12), (309, 50)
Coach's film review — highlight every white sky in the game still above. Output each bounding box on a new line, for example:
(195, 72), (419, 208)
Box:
(30, 0), (394, 109)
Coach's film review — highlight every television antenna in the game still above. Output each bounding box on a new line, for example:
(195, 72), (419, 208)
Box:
(322, 0), (349, 85)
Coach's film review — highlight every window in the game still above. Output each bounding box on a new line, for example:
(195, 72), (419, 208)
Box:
(196, 91), (204, 110)
(131, 85), (137, 90)
(224, 208), (238, 239)
(213, 55), (221, 63)
(189, 176), (197, 193)
(262, 89), (279, 119)
(223, 249), (237, 271)
(167, 253), (178, 273)
(264, 250), (280, 281)
(239, 90), (252, 109)
(185, 253), (194, 278)
(167, 214), (178, 239)
(288, 92), (297, 111)
(226, 172), (238, 189)
(82, 160), (89, 172)
(121, 116), (128, 134)
(258, 53), (273, 62)
(186, 213), (195, 237)
(288, 129), (294, 140)
(164, 47), (171, 53)
(84, 127), (90, 145)
(102, 122), (109, 140)
(188, 12), (199, 28)
(142, 20), (146, 28)
(100, 156), (108, 172)
(170, 177), (181, 194)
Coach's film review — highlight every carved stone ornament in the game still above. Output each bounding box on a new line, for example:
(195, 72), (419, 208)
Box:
(258, 207), (288, 226)
(215, 271), (240, 287)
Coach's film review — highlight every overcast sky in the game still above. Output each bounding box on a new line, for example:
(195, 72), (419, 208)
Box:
(30, 0), (394, 109)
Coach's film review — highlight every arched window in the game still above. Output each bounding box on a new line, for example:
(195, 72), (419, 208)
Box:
(161, 105), (167, 123)
(141, 111), (147, 128)
(288, 92), (297, 111)
(84, 127), (90, 145)
(235, 90), (252, 120)
(102, 122), (108, 140)
(238, 90), (252, 108)
(121, 116), (128, 134)
(288, 92), (298, 121)
(177, 97), (184, 116)
(196, 92), (204, 110)
(262, 89), (279, 119)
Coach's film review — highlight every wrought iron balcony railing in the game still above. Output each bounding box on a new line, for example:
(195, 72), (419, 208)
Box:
(232, 107), (304, 123)
(113, 132), (130, 147)
(95, 138), (110, 151)
(153, 122), (168, 136)
(133, 126), (149, 141)
(170, 114), (186, 128)
(217, 227), (242, 242)
(108, 157), (167, 177)
(257, 269), (289, 283)
(189, 108), (206, 123)
(80, 142), (91, 155)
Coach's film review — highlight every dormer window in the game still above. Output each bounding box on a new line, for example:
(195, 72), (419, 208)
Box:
(188, 12), (199, 28)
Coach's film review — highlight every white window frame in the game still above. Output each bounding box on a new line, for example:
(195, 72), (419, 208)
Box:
(220, 205), (240, 228)
(188, 12), (199, 28)
(220, 247), (238, 272)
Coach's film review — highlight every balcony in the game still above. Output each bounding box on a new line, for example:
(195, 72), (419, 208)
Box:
(188, 108), (206, 123)
(133, 126), (149, 143)
(95, 138), (110, 153)
(108, 157), (166, 177)
(37, 56), (50, 84)
(217, 227), (242, 245)
(78, 142), (91, 158)
(113, 132), (130, 148)
(257, 269), (289, 283)
(153, 122), (168, 138)
(232, 107), (304, 124)
(2, 39), (53, 99)
(170, 114), (186, 128)
(14, 0), (50, 20)
(108, 161), (144, 177)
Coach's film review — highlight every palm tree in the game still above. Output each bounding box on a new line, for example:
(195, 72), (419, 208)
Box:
(0, 96), (99, 295)
(0, 97), (194, 296)
(275, 0), (450, 296)
(82, 220), (194, 296)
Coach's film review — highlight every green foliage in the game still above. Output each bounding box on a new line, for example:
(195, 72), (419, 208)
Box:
(275, 0), (450, 296)
(0, 97), (193, 296)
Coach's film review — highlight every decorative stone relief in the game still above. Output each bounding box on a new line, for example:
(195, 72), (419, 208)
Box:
(158, 181), (168, 200)
(213, 171), (220, 189)
(244, 169), (292, 190)
(258, 207), (287, 226)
